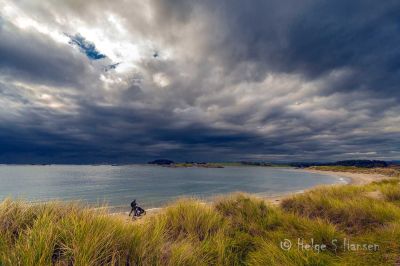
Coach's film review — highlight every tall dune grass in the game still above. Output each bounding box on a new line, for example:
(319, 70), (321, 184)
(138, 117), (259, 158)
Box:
(1, 180), (400, 265)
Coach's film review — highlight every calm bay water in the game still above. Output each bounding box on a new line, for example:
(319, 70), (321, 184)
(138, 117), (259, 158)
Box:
(0, 165), (345, 211)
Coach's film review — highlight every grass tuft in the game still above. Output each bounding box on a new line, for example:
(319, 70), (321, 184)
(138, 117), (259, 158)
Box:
(281, 185), (400, 233)
(1, 181), (400, 265)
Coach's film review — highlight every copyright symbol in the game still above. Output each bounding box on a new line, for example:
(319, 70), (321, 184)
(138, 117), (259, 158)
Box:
(280, 239), (292, 251)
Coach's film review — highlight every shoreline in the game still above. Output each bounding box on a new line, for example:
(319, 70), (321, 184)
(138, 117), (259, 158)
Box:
(262, 168), (388, 205)
(302, 168), (387, 185)
(115, 169), (388, 216)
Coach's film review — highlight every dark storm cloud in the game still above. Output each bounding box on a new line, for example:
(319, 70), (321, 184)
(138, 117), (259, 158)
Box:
(0, 0), (399, 163)
(0, 22), (95, 88)
(208, 0), (400, 97)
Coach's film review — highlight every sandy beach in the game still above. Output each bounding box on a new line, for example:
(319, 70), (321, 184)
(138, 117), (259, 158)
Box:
(303, 169), (387, 185)
(114, 169), (390, 215)
(263, 169), (388, 205)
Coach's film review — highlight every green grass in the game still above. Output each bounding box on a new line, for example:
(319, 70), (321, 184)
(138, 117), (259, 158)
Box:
(1, 181), (400, 265)
(281, 186), (400, 234)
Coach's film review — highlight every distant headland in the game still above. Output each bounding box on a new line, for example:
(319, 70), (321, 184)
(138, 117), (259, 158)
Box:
(146, 159), (396, 169)
(147, 159), (224, 168)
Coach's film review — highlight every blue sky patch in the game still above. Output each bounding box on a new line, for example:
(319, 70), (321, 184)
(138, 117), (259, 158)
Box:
(67, 33), (106, 60)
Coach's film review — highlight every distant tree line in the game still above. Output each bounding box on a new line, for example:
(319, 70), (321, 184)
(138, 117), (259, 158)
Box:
(147, 160), (212, 165)
(148, 159), (174, 165)
(290, 160), (388, 168)
(147, 159), (390, 168)
(240, 161), (273, 166)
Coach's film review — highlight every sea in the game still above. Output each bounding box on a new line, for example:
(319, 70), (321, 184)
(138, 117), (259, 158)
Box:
(0, 164), (346, 212)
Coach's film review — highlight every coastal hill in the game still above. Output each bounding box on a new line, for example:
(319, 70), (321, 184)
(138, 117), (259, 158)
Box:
(147, 159), (393, 169)
(148, 159), (224, 168)
(290, 159), (389, 168)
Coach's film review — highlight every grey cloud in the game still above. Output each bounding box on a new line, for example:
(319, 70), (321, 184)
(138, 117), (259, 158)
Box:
(0, 0), (399, 162)
(0, 23), (96, 88)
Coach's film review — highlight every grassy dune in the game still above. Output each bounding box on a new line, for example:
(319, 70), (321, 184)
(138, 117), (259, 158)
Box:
(308, 165), (400, 178)
(1, 179), (400, 265)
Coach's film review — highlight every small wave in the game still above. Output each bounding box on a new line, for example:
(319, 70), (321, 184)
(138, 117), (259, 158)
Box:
(146, 207), (162, 212)
(338, 177), (350, 184)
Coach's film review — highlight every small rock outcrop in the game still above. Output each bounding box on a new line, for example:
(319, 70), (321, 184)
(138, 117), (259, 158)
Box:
(148, 159), (174, 165)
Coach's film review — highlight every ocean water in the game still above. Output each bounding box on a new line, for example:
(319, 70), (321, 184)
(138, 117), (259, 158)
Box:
(0, 165), (345, 211)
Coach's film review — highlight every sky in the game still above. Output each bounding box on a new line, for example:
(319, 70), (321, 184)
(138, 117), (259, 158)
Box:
(0, 0), (399, 163)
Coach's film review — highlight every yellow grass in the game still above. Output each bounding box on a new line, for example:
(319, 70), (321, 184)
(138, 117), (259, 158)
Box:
(1, 180), (400, 265)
